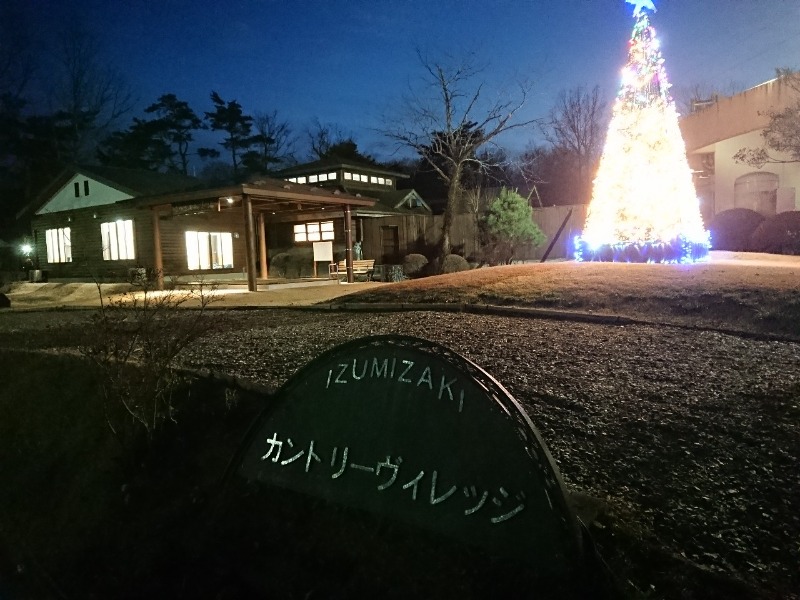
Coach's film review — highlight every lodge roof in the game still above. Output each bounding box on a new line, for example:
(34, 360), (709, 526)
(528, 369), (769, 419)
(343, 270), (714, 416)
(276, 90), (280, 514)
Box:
(19, 165), (203, 220)
(74, 165), (202, 196)
(273, 159), (409, 179)
(132, 176), (376, 214)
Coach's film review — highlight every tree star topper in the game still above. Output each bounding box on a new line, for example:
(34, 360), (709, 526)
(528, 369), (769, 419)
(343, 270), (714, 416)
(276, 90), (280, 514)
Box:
(626, 0), (656, 16)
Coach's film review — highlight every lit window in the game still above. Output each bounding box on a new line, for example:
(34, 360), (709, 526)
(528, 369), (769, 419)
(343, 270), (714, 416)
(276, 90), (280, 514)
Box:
(185, 231), (233, 270)
(101, 219), (135, 261)
(318, 173), (328, 181)
(45, 227), (72, 263)
(294, 221), (334, 243)
(288, 177), (297, 183)
(360, 174), (369, 182)
(309, 174), (318, 183)
(385, 179), (392, 186)
(377, 177), (385, 185)
(297, 176), (307, 184)
(344, 172), (352, 180)
(370, 176), (378, 183)
(328, 172), (337, 180)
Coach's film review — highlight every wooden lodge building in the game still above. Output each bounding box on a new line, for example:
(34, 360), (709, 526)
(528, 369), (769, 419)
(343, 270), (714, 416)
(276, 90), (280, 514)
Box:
(27, 162), (431, 290)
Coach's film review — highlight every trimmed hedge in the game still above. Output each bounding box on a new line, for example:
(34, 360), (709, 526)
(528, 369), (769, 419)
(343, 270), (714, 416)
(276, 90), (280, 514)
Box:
(750, 211), (800, 255)
(403, 254), (429, 278)
(708, 208), (765, 251)
(442, 254), (470, 274)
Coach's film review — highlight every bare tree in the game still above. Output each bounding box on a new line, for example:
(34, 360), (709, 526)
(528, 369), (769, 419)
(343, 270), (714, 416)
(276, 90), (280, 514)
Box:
(735, 69), (800, 168)
(249, 110), (296, 171)
(383, 52), (538, 269)
(49, 28), (135, 162)
(542, 85), (606, 198)
(515, 146), (548, 207)
(518, 144), (585, 206)
(307, 118), (346, 160)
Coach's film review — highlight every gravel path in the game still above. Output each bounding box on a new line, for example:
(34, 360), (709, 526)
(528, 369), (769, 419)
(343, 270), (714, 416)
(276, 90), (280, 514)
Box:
(1, 307), (798, 597)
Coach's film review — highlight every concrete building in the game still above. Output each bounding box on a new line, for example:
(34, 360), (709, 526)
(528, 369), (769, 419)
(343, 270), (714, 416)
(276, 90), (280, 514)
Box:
(680, 75), (799, 224)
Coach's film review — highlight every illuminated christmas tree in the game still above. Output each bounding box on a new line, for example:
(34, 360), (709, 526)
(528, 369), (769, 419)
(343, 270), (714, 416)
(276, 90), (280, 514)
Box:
(575, 0), (710, 263)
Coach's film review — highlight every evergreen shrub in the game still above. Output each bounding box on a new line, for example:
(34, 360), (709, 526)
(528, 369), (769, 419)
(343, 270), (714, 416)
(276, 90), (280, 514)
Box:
(442, 254), (470, 274)
(403, 253), (429, 278)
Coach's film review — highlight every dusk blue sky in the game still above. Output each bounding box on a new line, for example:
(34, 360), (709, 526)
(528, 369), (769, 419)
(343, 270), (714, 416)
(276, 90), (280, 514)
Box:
(18, 0), (800, 162)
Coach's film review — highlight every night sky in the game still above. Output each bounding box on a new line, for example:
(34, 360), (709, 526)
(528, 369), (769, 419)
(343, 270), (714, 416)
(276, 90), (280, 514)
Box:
(17, 0), (800, 161)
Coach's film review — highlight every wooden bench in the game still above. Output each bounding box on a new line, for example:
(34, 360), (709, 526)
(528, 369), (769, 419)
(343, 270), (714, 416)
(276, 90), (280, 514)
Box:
(336, 259), (376, 280)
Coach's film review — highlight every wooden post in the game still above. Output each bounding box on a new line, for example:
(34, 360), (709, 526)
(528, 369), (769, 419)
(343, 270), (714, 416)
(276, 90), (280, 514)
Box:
(243, 194), (258, 291)
(258, 211), (268, 279)
(151, 206), (164, 290)
(344, 204), (354, 283)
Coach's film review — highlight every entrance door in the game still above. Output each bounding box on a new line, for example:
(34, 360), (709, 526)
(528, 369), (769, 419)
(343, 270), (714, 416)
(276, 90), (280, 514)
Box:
(380, 226), (399, 264)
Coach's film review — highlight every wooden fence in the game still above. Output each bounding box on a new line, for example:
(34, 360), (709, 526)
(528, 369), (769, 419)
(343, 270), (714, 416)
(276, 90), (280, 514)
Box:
(360, 204), (588, 263)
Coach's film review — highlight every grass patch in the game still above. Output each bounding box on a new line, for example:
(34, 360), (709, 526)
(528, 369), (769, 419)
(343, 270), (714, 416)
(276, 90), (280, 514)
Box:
(340, 257), (800, 338)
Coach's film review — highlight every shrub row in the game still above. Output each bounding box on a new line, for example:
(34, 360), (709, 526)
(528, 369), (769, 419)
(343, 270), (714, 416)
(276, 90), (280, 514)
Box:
(268, 248), (473, 280)
(709, 209), (800, 255)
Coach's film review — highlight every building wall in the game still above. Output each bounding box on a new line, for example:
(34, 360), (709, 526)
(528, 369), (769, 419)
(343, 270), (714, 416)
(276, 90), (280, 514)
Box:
(681, 76), (799, 219)
(681, 78), (796, 152)
(710, 131), (799, 215)
(156, 207), (249, 276)
(33, 201), (587, 282)
(32, 204), (143, 279)
(31, 204), (250, 280)
(37, 175), (132, 215)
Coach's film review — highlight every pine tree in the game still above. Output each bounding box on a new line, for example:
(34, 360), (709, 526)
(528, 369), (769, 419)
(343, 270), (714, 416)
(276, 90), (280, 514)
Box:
(577, 2), (709, 263)
(485, 188), (546, 264)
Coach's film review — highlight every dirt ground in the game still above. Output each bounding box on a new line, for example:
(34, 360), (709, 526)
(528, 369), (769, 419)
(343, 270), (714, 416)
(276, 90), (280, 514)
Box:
(3, 280), (384, 309)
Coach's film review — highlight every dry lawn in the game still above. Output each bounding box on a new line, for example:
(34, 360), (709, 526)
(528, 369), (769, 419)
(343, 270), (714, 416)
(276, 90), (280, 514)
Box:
(346, 251), (800, 339)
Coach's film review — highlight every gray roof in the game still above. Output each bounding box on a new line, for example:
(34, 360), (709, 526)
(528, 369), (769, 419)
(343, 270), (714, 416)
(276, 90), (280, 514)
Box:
(74, 165), (202, 196)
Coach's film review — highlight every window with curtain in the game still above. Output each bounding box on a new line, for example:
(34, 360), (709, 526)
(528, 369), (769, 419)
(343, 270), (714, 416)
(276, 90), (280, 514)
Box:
(185, 231), (234, 270)
(101, 220), (136, 260)
(45, 227), (72, 263)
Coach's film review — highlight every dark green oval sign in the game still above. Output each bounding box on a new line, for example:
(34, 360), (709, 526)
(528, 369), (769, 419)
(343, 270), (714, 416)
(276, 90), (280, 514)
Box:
(237, 335), (583, 572)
